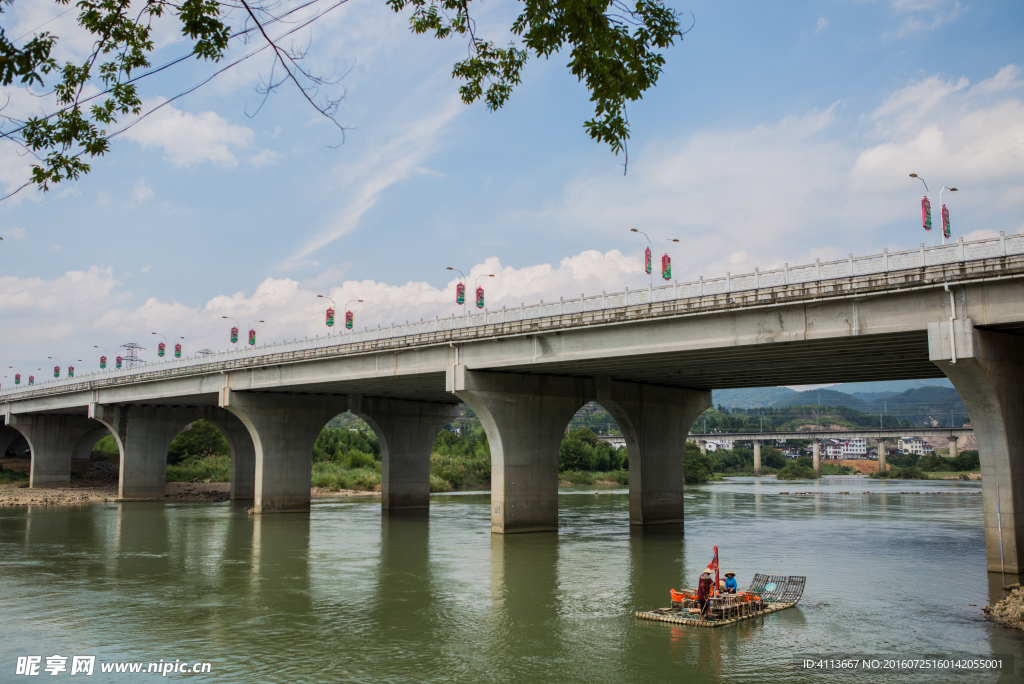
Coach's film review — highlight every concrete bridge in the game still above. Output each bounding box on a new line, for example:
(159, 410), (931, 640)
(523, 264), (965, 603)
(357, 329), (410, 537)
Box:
(2, 233), (1024, 572)
(691, 427), (976, 474)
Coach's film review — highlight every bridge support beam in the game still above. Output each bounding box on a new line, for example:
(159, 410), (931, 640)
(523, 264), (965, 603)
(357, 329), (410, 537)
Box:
(71, 426), (112, 461)
(0, 425), (21, 457)
(753, 440), (762, 476)
(197, 407), (257, 500)
(90, 405), (199, 500)
(929, 320), (1024, 573)
(4, 414), (99, 488)
(812, 441), (821, 474)
(599, 380), (711, 526)
(351, 396), (457, 510)
(948, 436), (959, 460)
(220, 390), (346, 513)
(877, 439), (886, 472)
(450, 368), (587, 533)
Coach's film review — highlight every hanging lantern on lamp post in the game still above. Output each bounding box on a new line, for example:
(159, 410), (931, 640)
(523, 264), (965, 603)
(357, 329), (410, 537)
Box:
(9, 366), (22, 385)
(94, 346), (107, 369)
(68, 364), (75, 377)
(911, 174), (958, 244)
(645, 246), (652, 275)
(48, 357), (61, 378)
(116, 356), (123, 369)
(632, 229), (678, 289)
(246, 320), (264, 346)
(921, 196), (932, 231)
(474, 274), (494, 310)
(175, 343), (182, 358)
(942, 204), (951, 239)
(318, 295), (337, 328)
(342, 300), (363, 332)
(662, 253), (672, 280)
(28, 374), (35, 385)
(456, 282), (465, 304)
(222, 317), (241, 344)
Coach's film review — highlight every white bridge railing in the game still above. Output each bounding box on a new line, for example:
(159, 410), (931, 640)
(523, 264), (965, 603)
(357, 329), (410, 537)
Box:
(3, 232), (1023, 398)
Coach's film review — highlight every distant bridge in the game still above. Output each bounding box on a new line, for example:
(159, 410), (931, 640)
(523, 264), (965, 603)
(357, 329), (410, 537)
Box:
(2, 232), (1023, 572)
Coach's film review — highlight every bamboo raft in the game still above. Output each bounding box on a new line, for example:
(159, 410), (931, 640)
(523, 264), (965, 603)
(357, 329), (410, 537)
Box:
(636, 573), (806, 628)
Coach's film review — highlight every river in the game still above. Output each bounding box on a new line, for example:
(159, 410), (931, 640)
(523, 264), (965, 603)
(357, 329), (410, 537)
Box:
(1, 477), (1021, 682)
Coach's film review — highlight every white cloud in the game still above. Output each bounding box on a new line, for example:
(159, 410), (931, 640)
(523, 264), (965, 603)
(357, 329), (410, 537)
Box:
(140, 265), (151, 273)
(816, 17), (830, 32)
(120, 101), (256, 167)
(133, 180), (154, 203)
(1, 226), (26, 240)
(886, 0), (962, 38)
(0, 251), (643, 369)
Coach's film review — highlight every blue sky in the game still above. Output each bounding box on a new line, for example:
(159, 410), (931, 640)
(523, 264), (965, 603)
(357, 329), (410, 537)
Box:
(1, 0), (1022, 374)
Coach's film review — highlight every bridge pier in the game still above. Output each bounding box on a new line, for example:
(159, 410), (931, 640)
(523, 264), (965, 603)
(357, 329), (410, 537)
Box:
(947, 435), (959, 460)
(197, 407), (257, 500)
(753, 440), (762, 476)
(451, 369), (587, 533)
(4, 414), (99, 488)
(877, 439), (886, 472)
(812, 440), (821, 474)
(351, 396), (458, 510)
(220, 390), (346, 513)
(90, 405), (200, 500)
(598, 380), (710, 526)
(929, 320), (1024, 573)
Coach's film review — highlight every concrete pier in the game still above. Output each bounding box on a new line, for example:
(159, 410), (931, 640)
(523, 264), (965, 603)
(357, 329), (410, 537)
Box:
(352, 396), (458, 510)
(452, 369), (587, 533)
(877, 439), (886, 472)
(5, 415), (99, 488)
(220, 390), (346, 513)
(596, 379), (710, 526)
(753, 440), (762, 476)
(90, 405), (201, 500)
(812, 441), (820, 475)
(948, 435), (959, 460)
(198, 407), (257, 500)
(929, 320), (1024, 573)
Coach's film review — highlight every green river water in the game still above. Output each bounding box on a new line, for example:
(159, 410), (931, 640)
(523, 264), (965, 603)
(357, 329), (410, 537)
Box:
(1, 477), (1021, 683)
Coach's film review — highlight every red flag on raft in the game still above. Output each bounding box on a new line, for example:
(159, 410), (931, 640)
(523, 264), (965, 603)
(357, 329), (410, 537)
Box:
(705, 546), (720, 596)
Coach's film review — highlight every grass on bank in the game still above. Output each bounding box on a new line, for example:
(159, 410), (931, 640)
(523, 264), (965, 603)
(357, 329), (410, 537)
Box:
(166, 454), (231, 483)
(0, 464), (28, 485)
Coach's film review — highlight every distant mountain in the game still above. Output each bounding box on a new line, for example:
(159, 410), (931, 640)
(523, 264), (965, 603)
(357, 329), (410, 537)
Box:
(827, 379), (953, 398)
(711, 387), (798, 408)
(867, 386), (966, 424)
(774, 389), (869, 410)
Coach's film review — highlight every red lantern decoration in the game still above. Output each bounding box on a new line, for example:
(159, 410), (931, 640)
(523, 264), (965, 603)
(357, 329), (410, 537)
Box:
(345, 310), (353, 329)
(100, 355), (107, 369)
(941, 204), (950, 239)
(476, 286), (485, 309)
(230, 327), (239, 344)
(456, 282), (466, 305)
(14, 373), (20, 385)
(661, 253), (672, 280)
(174, 344), (182, 358)
(116, 356), (123, 369)
(921, 196), (932, 231)
(326, 308), (335, 327)
(53, 365), (60, 378)
(157, 342), (166, 357)
(68, 366), (74, 377)
(248, 328), (256, 345)
(28, 375), (34, 385)
(645, 246), (652, 274)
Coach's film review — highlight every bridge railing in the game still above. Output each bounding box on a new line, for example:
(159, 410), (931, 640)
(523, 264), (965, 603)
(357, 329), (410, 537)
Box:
(4, 231), (1024, 398)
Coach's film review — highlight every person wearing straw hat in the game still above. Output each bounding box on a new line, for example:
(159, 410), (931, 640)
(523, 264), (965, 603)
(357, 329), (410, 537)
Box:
(721, 572), (738, 594)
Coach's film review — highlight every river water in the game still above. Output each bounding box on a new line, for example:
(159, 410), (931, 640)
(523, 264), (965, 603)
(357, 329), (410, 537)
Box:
(1, 477), (1021, 683)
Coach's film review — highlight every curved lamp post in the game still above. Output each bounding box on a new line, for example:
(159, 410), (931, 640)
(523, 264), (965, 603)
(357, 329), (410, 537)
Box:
(9, 365), (23, 386)
(317, 295), (337, 330)
(342, 300), (363, 332)
(246, 320), (264, 346)
(446, 267), (468, 311)
(630, 228), (679, 288)
(474, 274), (494, 310)
(221, 316), (241, 345)
(93, 345), (109, 369)
(47, 356), (61, 378)
(910, 173), (958, 244)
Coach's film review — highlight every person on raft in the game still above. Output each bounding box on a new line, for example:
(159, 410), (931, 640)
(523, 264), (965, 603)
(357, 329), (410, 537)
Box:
(689, 571), (714, 616)
(720, 572), (738, 594)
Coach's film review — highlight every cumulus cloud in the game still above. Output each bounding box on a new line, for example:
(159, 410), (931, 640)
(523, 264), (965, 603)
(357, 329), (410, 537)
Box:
(0, 251), (642, 370)
(120, 101), (258, 167)
(133, 181), (154, 203)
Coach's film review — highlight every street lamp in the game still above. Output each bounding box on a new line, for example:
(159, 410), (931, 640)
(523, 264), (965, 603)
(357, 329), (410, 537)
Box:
(221, 316), (240, 344)
(630, 228), (679, 287)
(246, 320), (264, 346)
(910, 173), (958, 244)
(343, 300), (363, 331)
(317, 295), (337, 329)
(446, 267), (467, 309)
(47, 356), (61, 378)
(475, 274), (494, 310)
(94, 345), (108, 369)
(9, 365), (22, 386)
(151, 332), (168, 357)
